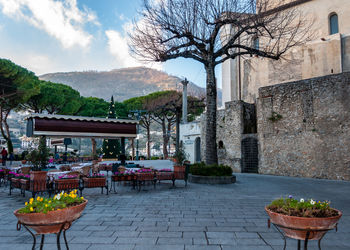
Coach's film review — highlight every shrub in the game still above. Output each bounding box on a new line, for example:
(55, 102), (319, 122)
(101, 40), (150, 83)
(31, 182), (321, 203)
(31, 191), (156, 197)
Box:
(151, 156), (160, 160)
(190, 163), (232, 176)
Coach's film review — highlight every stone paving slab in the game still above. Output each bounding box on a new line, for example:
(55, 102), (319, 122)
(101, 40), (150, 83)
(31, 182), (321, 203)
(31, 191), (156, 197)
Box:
(0, 173), (349, 250)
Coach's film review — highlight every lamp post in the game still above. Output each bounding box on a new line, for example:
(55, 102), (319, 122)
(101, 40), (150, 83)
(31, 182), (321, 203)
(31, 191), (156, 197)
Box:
(130, 110), (146, 161)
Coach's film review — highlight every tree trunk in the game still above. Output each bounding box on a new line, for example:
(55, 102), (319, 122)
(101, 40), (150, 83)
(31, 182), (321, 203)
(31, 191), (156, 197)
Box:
(167, 120), (172, 155)
(91, 138), (97, 159)
(131, 139), (135, 160)
(147, 127), (151, 159)
(0, 108), (13, 153)
(161, 118), (168, 159)
(205, 64), (218, 165)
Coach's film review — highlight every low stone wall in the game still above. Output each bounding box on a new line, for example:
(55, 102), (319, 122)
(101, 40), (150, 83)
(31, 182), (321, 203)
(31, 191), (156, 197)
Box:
(257, 72), (350, 180)
(188, 174), (236, 184)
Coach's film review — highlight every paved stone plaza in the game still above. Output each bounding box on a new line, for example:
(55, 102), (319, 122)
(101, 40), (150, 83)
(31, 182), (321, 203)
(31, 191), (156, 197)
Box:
(0, 173), (349, 250)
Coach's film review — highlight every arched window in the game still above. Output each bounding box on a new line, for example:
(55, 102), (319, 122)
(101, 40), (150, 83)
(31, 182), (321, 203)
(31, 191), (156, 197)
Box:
(218, 141), (224, 149)
(253, 37), (259, 50)
(329, 13), (339, 35)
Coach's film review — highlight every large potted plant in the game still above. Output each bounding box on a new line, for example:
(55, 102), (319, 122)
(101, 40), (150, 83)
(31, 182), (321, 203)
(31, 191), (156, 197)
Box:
(265, 196), (342, 241)
(26, 136), (49, 171)
(173, 142), (188, 173)
(14, 190), (87, 234)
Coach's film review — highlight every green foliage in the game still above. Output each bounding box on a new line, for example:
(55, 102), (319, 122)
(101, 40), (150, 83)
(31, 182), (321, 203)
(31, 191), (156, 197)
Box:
(267, 196), (339, 218)
(26, 136), (49, 170)
(268, 112), (283, 122)
(102, 139), (121, 159)
(0, 58), (39, 102)
(75, 97), (108, 117)
(19, 190), (84, 214)
(25, 80), (81, 115)
(190, 163), (233, 176)
(102, 96), (121, 158)
(173, 141), (188, 165)
(0, 58), (39, 153)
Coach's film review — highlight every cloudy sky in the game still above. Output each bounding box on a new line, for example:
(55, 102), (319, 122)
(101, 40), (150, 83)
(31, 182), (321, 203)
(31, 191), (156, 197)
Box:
(0, 0), (222, 88)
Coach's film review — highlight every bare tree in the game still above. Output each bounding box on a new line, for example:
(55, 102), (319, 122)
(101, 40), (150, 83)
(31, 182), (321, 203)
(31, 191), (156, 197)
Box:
(129, 0), (312, 164)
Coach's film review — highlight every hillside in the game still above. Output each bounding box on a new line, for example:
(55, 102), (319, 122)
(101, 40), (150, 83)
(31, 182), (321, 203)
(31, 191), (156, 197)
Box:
(40, 67), (222, 102)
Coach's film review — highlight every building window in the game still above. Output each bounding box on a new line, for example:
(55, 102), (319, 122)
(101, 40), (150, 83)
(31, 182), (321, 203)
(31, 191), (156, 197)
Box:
(329, 13), (339, 35)
(218, 141), (224, 149)
(253, 37), (259, 50)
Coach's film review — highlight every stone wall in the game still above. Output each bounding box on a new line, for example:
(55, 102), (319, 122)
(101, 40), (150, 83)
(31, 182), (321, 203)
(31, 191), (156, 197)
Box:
(201, 101), (245, 172)
(257, 72), (350, 180)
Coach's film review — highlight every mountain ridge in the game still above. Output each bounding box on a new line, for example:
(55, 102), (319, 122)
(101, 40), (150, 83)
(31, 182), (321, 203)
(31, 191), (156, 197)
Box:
(39, 66), (222, 103)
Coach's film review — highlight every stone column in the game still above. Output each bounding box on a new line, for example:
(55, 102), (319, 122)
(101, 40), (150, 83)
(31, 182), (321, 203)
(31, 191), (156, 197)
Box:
(181, 78), (189, 124)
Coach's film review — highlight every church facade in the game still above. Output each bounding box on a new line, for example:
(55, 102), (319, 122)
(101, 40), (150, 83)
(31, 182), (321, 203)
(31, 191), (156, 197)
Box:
(221, 0), (350, 105)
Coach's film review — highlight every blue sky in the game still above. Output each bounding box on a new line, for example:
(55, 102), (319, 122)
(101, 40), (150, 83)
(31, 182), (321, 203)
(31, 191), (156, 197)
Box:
(0, 0), (221, 89)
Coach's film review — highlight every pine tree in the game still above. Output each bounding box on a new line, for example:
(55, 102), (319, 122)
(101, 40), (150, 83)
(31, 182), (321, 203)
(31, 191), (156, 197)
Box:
(102, 96), (121, 159)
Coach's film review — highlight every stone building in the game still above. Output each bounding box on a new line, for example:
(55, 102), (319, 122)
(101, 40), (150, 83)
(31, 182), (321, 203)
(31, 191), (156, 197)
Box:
(222, 0), (350, 104)
(199, 0), (350, 180)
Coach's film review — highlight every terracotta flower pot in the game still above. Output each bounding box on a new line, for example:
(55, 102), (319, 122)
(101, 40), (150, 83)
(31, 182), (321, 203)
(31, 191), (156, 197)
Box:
(11, 178), (21, 188)
(136, 173), (154, 181)
(111, 175), (120, 182)
(173, 165), (185, 172)
(265, 207), (342, 240)
(83, 177), (106, 188)
(20, 179), (30, 190)
(157, 172), (174, 180)
(54, 179), (79, 191)
(14, 200), (87, 234)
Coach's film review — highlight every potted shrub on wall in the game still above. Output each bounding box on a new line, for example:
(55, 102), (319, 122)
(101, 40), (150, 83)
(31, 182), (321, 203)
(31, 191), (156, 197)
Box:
(265, 196), (342, 244)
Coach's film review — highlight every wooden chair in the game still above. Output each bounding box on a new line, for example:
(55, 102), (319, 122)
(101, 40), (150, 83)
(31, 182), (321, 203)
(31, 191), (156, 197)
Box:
(29, 171), (48, 197)
(81, 166), (91, 177)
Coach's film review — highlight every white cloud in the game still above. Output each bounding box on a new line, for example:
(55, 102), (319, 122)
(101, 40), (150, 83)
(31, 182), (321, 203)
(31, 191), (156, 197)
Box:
(105, 22), (163, 70)
(1, 52), (56, 75)
(0, 0), (99, 48)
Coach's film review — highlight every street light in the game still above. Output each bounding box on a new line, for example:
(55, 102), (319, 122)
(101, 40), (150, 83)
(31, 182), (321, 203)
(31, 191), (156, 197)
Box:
(130, 110), (146, 161)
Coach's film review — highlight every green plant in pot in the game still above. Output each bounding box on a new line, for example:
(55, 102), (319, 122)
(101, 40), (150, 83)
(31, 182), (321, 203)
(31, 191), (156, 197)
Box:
(265, 196), (342, 245)
(173, 141), (188, 172)
(26, 136), (49, 171)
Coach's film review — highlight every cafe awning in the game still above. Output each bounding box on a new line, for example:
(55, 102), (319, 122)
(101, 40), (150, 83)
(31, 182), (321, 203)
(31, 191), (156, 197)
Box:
(26, 114), (138, 139)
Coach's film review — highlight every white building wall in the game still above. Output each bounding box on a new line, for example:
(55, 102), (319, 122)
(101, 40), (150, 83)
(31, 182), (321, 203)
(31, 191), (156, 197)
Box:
(179, 121), (201, 163)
